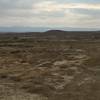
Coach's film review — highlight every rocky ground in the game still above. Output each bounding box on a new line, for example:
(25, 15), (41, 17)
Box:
(0, 39), (100, 100)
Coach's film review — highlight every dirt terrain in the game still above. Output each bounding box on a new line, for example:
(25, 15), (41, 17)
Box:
(0, 33), (100, 100)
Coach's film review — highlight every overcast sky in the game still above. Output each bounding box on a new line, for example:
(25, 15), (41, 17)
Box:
(0, 0), (100, 28)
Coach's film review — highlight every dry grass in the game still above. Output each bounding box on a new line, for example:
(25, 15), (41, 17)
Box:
(0, 37), (100, 100)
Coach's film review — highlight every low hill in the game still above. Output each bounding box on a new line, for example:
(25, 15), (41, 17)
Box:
(0, 30), (100, 40)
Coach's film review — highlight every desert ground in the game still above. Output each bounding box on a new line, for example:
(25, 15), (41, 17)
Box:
(0, 31), (100, 100)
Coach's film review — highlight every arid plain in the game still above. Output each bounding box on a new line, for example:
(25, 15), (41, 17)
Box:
(0, 31), (100, 100)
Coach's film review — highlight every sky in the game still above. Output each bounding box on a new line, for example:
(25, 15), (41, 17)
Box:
(0, 0), (100, 29)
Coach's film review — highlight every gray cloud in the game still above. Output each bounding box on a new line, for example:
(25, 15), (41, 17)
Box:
(0, 0), (100, 28)
(0, 0), (34, 9)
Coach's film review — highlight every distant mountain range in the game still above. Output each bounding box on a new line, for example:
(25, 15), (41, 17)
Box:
(0, 27), (99, 32)
(0, 30), (100, 40)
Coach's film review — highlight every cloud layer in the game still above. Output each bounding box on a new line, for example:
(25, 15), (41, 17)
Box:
(0, 0), (100, 28)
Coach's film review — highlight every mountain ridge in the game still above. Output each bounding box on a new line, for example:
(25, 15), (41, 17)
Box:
(0, 27), (99, 32)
